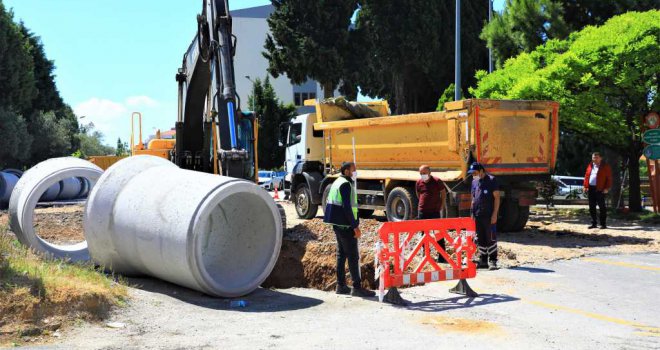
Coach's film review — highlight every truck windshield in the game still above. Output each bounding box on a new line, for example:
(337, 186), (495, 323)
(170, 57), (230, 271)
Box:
(288, 123), (302, 146)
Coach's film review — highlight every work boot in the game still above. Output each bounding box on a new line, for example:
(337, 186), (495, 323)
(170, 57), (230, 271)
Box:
(477, 257), (489, 269)
(488, 260), (499, 271)
(588, 224), (598, 229)
(600, 225), (607, 229)
(336, 285), (351, 295)
(351, 287), (376, 298)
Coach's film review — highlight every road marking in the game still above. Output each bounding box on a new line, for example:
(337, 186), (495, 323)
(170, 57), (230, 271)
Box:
(526, 300), (659, 334)
(634, 331), (660, 337)
(582, 257), (660, 272)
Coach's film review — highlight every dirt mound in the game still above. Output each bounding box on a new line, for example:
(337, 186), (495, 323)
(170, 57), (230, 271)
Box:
(263, 219), (381, 290)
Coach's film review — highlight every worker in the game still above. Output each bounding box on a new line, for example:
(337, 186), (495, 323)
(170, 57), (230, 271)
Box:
(583, 152), (612, 229)
(415, 165), (447, 262)
(468, 162), (501, 270)
(323, 162), (376, 297)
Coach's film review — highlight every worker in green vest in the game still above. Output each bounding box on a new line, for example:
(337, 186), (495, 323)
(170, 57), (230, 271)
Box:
(323, 162), (376, 298)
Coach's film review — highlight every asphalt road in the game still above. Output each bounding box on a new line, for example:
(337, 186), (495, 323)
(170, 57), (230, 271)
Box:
(24, 253), (659, 350)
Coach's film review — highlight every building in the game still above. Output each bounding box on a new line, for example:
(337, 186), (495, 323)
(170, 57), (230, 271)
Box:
(231, 5), (334, 112)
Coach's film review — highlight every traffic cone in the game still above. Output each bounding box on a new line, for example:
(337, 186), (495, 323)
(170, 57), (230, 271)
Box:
(273, 183), (280, 200)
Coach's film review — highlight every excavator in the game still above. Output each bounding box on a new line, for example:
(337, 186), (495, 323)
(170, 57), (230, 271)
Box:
(174, 0), (256, 180)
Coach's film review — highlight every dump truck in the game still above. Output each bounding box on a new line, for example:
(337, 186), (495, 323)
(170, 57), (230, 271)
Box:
(282, 99), (559, 232)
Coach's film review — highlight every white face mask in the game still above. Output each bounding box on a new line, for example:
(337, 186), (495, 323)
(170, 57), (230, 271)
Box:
(421, 174), (430, 181)
(472, 173), (481, 180)
(351, 171), (358, 181)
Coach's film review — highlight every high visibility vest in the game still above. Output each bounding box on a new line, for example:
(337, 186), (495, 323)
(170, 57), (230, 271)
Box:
(327, 176), (358, 221)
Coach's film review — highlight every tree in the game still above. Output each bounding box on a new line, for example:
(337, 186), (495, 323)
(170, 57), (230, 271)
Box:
(0, 108), (32, 168)
(0, 3), (36, 112)
(354, 0), (488, 114)
(264, 0), (357, 98)
(28, 111), (74, 162)
(481, 0), (660, 68)
(470, 11), (660, 211)
(75, 123), (115, 158)
(115, 138), (129, 156)
(248, 77), (296, 170)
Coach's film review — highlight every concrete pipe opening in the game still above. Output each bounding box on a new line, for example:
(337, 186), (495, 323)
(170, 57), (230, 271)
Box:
(192, 184), (282, 296)
(85, 155), (282, 297)
(8, 157), (102, 261)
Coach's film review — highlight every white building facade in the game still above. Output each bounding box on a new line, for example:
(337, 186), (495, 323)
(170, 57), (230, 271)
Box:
(231, 5), (331, 112)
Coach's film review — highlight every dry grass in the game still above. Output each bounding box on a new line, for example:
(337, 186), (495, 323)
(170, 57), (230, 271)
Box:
(0, 227), (127, 346)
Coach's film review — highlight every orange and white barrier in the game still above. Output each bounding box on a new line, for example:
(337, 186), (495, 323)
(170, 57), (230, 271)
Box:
(375, 218), (478, 303)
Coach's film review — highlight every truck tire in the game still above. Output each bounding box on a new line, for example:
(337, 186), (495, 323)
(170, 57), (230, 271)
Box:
(497, 199), (518, 232)
(511, 205), (530, 232)
(385, 187), (417, 222)
(294, 184), (318, 219)
(358, 209), (375, 219)
(321, 184), (331, 214)
(277, 203), (287, 229)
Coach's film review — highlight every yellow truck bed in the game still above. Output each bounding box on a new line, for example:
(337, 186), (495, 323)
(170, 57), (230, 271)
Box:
(313, 99), (559, 181)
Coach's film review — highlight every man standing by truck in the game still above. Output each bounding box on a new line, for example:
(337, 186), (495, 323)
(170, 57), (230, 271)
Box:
(583, 152), (612, 229)
(469, 162), (501, 270)
(324, 162), (376, 297)
(416, 165), (447, 262)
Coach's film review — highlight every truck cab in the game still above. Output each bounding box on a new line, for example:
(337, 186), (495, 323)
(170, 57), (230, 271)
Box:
(281, 112), (324, 217)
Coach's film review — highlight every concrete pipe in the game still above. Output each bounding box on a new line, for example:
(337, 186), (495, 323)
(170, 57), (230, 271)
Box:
(84, 155), (283, 297)
(0, 171), (20, 207)
(58, 177), (84, 200)
(40, 182), (62, 202)
(77, 177), (90, 198)
(9, 157), (103, 261)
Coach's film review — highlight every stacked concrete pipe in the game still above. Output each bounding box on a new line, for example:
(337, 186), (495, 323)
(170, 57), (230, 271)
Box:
(0, 169), (23, 209)
(9, 157), (103, 261)
(85, 156), (283, 297)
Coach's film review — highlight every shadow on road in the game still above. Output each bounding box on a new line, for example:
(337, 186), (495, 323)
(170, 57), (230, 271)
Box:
(127, 277), (323, 313)
(404, 293), (519, 312)
(499, 229), (653, 248)
(508, 266), (555, 273)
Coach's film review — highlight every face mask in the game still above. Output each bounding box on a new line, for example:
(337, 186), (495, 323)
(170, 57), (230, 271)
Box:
(421, 174), (430, 181)
(351, 171), (358, 181)
(472, 173), (481, 180)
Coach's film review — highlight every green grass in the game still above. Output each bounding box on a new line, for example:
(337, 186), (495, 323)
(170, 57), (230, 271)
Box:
(0, 227), (127, 344)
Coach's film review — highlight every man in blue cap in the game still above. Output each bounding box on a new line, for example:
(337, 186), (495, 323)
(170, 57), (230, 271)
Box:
(467, 162), (501, 270)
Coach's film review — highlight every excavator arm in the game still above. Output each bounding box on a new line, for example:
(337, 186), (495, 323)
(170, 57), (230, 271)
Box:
(175, 0), (255, 179)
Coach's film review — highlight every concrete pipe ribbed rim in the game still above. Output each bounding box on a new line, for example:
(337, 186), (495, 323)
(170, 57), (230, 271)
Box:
(8, 157), (102, 261)
(189, 179), (283, 297)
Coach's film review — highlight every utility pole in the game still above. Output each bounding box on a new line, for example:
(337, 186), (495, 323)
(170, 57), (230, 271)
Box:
(488, 0), (493, 73)
(454, 0), (461, 101)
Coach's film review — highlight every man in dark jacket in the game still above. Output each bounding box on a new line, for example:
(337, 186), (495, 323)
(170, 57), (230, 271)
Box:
(469, 162), (501, 270)
(323, 162), (376, 297)
(583, 152), (613, 229)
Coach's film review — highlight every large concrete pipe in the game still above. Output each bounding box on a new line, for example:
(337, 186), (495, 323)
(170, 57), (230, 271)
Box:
(84, 155), (283, 297)
(9, 157), (103, 261)
(0, 170), (21, 208)
(58, 177), (84, 200)
(39, 182), (62, 202)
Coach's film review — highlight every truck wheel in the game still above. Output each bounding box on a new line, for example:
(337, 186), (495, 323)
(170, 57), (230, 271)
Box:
(358, 209), (375, 219)
(321, 184), (331, 214)
(385, 187), (417, 222)
(511, 205), (530, 232)
(497, 199), (518, 232)
(276, 203), (287, 229)
(294, 184), (318, 219)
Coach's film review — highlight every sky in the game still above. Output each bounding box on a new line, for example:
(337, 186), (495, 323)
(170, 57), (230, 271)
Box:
(5, 0), (505, 146)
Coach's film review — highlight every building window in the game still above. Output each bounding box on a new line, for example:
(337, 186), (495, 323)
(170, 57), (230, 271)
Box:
(294, 92), (317, 106)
